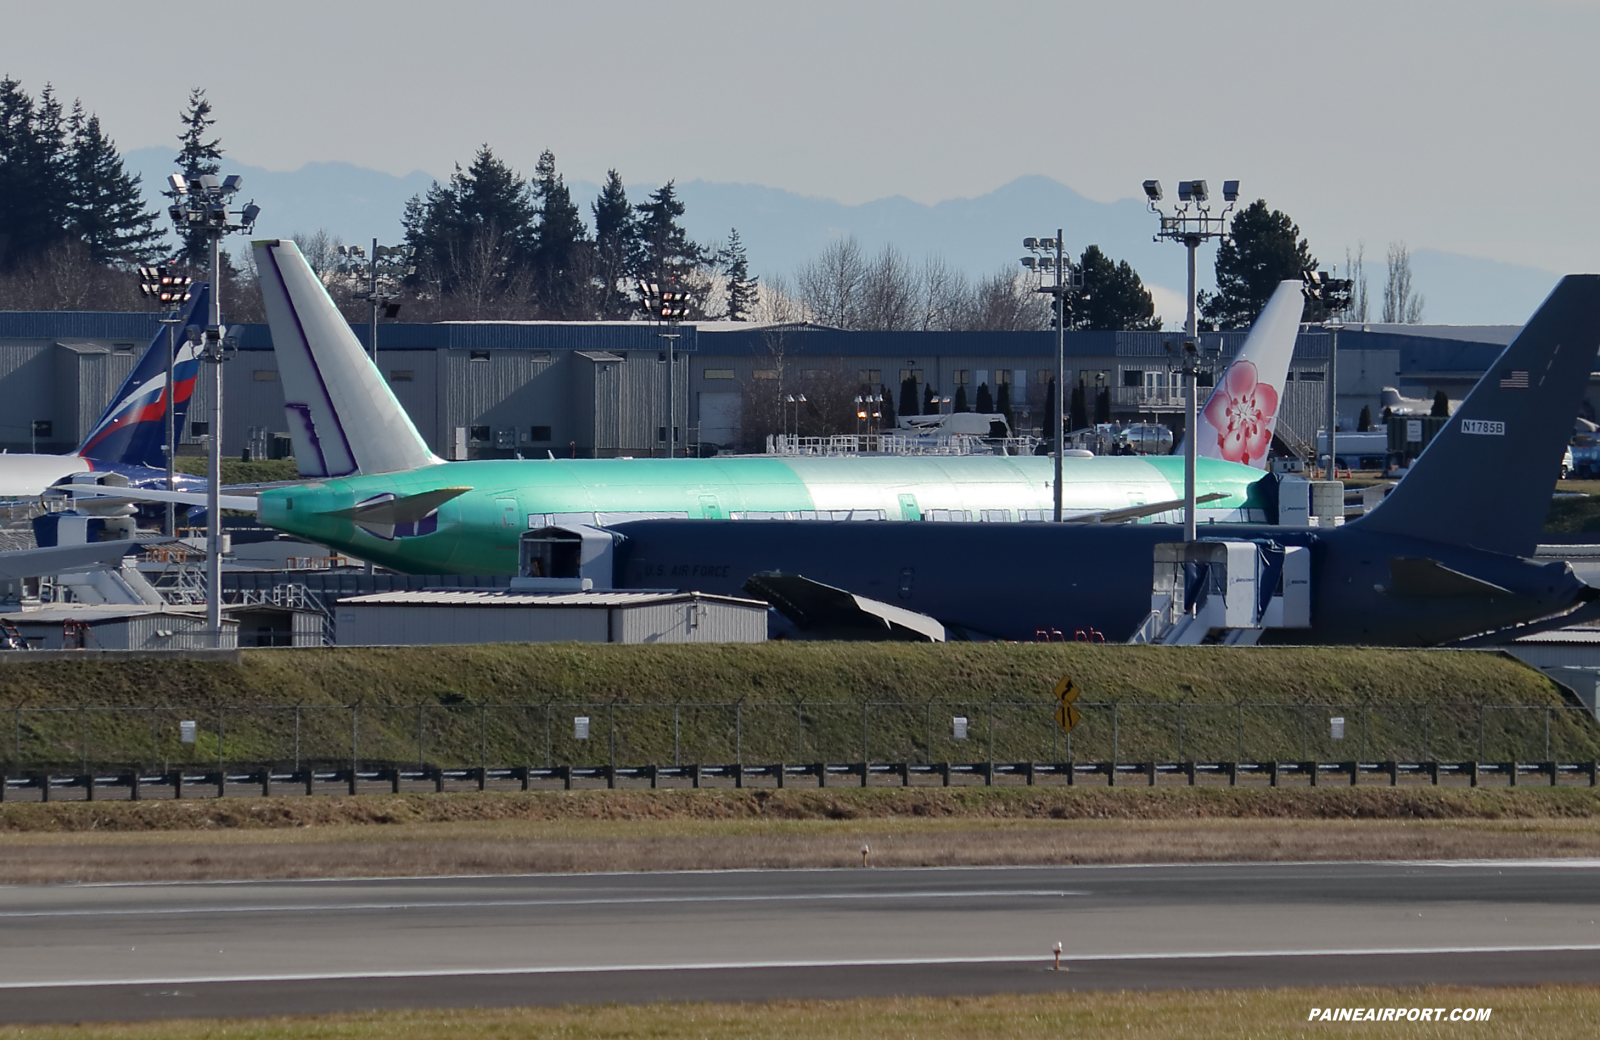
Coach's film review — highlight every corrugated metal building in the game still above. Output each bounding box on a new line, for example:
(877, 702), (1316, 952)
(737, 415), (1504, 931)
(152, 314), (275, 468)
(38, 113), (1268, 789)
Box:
(334, 589), (767, 646)
(0, 605), (238, 650)
(0, 310), (1535, 459)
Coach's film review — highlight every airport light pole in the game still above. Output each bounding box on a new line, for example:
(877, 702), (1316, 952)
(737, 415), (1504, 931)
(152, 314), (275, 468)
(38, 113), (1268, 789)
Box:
(640, 280), (691, 457)
(1303, 271), (1353, 478)
(1022, 232), (1079, 522)
(165, 173), (259, 647)
(138, 265), (194, 537)
(1143, 179), (1238, 540)
(341, 241), (412, 365)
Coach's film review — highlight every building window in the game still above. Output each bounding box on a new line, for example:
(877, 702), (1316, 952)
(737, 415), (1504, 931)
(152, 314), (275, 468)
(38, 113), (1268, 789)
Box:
(952, 370), (969, 386)
(252, 369), (278, 381)
(1037, 369), (1052, 387)
(470, 425), (491, 442)
(528, 425), (552, 441)
(899, 368), (923, 384)
(1299, 370), (1325, 382)
(752, 369), (777, 379)
(1283, 371), (1295, 382)
(389, 370), (414, 382)
(529, 351), (551, 363)
(114, 343), (134, 354)
(704, 369), (735, 380)
(1123, 369), (1144, 388)
(470, 350), (490, 361)
(994, 369), (1012, 385)
(858, 369), (882, 384)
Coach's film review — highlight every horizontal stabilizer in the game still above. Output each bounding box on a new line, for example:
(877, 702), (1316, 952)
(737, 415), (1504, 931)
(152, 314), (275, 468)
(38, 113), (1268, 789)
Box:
(322, 487), (473, 525)
(0, 539), (164, 581)
(745, 572), (946, 642)
(1065, 491), (1226, 524)
(58, 485), (258, 512)
(1380, 557), (1516, 599)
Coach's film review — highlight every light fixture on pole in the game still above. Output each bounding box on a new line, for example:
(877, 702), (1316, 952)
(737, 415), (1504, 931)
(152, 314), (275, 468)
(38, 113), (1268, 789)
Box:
(639, 279), (691, 457)
(138, 264), (194, 537)
(1021, 231), (1081, 522)
(165, 172), (259, 646)
(1143, 178), (1238, 540)
(343, 242), (412, 365)
(1302, 270), (1353, 478)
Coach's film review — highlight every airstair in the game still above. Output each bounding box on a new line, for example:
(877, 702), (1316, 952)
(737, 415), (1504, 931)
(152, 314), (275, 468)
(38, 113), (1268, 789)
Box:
(1129, 539), (1311, 645)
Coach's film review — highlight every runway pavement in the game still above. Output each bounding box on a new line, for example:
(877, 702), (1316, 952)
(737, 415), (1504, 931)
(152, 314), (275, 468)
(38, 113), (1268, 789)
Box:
(4, 860), (1600, 1022)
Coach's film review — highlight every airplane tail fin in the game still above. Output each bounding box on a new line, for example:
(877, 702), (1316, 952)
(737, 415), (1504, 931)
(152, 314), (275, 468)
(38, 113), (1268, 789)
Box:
(253, 239), (439, 477)
(1189, 279), (1304, 468)
(77, 282), (210, 468)
(1355, 274), (1600, 556)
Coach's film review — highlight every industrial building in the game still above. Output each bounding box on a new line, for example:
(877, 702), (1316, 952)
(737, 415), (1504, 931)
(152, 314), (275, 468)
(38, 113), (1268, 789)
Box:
(0, 310), (1543, 461)
(333, 589), (768, 646)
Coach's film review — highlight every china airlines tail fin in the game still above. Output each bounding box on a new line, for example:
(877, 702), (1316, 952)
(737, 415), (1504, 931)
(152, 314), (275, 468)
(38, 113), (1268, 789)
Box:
(1188, 279), (1304, 468)
(253, 239), (440, 477)
(76, 282), (210, 468)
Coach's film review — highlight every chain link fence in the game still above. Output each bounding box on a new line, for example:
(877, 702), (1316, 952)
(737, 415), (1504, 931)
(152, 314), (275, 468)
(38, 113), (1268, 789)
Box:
(4, 700), (1598, 773)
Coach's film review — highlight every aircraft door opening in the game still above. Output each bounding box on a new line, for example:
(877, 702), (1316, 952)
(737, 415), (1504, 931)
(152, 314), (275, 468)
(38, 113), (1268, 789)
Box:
(497, 498), (518, 528)
(898, 493), (921, 521)
(700, 495), (723, 519)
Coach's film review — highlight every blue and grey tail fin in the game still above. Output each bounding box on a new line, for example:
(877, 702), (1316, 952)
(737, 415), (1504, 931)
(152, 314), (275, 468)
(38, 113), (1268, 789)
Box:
(1355, 274), (1600, 556)
(1187, 279), (1304, 468)
(76, 282), (209, 468)
(253, 239), (440, 477)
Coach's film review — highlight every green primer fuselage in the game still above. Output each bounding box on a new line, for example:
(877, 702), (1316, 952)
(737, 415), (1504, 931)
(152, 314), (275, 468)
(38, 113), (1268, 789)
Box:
(257, 454), (1268, 576)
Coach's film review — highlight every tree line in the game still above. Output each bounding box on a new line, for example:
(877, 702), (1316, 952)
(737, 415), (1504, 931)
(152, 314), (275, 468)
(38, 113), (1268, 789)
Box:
(0, 78), (1428, 332)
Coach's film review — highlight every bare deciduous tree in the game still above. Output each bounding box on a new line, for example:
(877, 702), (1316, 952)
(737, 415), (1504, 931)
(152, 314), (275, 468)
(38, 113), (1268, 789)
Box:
(1344, 241), (1370, 323)
(1382, 241), (1424, 324)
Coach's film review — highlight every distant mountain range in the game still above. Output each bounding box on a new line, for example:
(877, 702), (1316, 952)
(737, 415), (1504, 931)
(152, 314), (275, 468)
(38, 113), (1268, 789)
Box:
(126, 149), (1558, 327)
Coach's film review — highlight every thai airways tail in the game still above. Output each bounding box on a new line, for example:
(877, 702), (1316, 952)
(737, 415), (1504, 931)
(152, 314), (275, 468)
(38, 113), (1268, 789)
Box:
(1188, 279), (1305, 468)
(253, 239), (440, 477)
(1356, 274), (1600, 557)
(76, 282), (210, 469)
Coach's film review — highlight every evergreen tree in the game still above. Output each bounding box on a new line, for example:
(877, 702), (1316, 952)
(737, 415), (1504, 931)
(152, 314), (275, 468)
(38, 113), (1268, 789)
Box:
(1068, 245), (1161, 330)
(636, 181), (699, 277)
(1094, 385), (1111, 424)
(718, 228), (758, 321)
(0, 78), (71, 271)
(953, 385), (969, 413)
(530, 149), (588, 318)
(66, 104), (162, 265)
(169, 88), (223, 267)
(922, 383), (937, 413)
(996, 382), (1014, 429)
(1070, 377), (1089, 430)
(403, 145), (536, 304)
(1431, 389), (1450, 417)
(878, 383), (896, 427)
(899, 376), (920, 417)
(591, 169), (637, 319)
(1201, 199), (1318, 329)
(975, 382), (994, 413)
(1357, 404), (1371, 432)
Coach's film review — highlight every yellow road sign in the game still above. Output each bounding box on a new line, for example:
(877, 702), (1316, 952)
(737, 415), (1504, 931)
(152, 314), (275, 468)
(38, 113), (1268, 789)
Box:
(1054, 702), (1081, 733)
(1052, 674), (1080, 705)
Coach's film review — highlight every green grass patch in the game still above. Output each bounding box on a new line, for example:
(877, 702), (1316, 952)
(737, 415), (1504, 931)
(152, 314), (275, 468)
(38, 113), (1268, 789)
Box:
(0, 644), (1589, 772)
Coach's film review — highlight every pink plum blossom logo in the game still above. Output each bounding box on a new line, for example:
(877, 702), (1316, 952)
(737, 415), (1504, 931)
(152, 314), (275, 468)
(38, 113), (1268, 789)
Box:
(1203, 360), (1279, 465)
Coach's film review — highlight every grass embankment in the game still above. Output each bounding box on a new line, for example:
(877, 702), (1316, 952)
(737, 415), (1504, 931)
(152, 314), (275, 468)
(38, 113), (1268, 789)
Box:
(2, 988), (1591, 1040)
(9, 788), (1600, 881)
(0, 644), (1591, 770)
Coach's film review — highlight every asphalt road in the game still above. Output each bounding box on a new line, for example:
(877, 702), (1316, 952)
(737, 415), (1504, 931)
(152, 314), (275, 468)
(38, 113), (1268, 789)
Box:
(4, 861), (1600, 1023)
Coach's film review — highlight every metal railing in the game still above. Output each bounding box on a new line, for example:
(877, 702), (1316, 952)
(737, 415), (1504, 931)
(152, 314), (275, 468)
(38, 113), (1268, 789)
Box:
(3, 701), (1596, 777)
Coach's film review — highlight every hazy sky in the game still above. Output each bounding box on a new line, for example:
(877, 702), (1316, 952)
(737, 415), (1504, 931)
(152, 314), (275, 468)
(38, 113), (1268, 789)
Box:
(7, 1), (1600, 277)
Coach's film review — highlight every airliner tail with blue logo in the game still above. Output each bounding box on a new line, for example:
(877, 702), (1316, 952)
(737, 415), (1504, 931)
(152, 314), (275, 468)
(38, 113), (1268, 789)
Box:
(0, 283), (210, 498)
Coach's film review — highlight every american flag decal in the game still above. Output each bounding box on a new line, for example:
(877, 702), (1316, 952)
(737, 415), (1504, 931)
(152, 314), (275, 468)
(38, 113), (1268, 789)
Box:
(1500, 369), (1529, 388)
